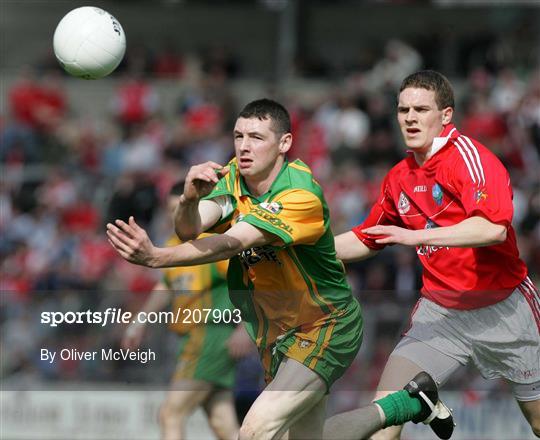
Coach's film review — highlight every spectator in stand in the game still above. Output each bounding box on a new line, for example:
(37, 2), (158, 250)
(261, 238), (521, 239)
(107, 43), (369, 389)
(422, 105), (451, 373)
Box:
(317, 92), (370, 165)
(8, 67), (45, 129)
(489, 68), (526, 115)
(152, 40), (185, 79)
(201, 44), (241, 79)
(111, 75), (160, 134)
(365, 39), (422, 93)
(288, 105), (330, 178)
(460, 93), (507, 154)
(106, 172), (159, 229)
(3, 69), (66, 163)
(34, 73), (67, 133)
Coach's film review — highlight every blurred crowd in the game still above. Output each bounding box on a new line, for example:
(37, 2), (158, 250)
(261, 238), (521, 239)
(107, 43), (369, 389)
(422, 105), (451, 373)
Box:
(1, 39), (539, 414)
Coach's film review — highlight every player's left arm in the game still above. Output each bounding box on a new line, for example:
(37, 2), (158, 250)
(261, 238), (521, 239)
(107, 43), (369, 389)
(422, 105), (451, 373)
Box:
(363, 216), (506, 247)
(106, 216), (277, 268)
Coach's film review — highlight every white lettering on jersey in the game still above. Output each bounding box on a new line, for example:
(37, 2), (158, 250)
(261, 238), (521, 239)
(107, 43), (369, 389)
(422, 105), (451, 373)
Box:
(416, 245), (450, 257)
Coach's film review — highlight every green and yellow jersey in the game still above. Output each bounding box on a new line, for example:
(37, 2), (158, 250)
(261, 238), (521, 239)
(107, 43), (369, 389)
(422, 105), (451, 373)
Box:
(162, 234), (232, 334)
(204, 158), (360, 372)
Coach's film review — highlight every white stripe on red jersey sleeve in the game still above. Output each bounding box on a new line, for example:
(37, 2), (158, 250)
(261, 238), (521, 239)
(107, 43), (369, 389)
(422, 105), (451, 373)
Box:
(455, 136), (486, 186)
(450, 136), (513, 227)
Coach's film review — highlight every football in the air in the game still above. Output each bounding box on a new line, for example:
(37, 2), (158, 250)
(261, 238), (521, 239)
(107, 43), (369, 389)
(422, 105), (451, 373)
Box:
(53, 6), (126, 79)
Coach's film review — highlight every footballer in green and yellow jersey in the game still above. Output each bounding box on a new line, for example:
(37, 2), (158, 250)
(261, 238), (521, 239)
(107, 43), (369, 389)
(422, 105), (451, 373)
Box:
(204, 158), (363, 387)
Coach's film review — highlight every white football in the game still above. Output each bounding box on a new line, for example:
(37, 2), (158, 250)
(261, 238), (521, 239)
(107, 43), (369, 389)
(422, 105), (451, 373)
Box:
(53, 6), (126, 79)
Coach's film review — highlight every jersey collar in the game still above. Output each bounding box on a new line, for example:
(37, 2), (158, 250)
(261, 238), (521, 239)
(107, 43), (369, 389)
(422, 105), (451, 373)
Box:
(431, 123), (459, 156)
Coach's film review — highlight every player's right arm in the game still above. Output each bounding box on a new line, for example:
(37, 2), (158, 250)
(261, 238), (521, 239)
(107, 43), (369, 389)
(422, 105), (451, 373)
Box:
(121, 281), (172, 350)
(335, 231), (378, 262)
(174, 162), (229, 240)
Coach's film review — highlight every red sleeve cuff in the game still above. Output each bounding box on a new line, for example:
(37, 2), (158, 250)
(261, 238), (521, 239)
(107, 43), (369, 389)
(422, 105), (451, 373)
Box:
(351, 225), (387, 250)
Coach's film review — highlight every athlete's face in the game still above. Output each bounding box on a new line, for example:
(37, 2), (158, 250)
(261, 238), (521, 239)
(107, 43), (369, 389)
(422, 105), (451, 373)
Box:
(397, 87), (453, 152)
(233, 116), (291, 181)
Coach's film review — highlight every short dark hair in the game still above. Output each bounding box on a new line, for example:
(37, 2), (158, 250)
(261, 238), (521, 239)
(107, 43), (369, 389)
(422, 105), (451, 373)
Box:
(169, 180), (184, 197)
(238, 98), (291, 135)
(399, 70), (455, 110)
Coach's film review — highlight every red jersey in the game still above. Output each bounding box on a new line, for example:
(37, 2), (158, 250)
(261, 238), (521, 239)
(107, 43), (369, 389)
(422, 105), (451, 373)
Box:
(352, 124), (528, 309)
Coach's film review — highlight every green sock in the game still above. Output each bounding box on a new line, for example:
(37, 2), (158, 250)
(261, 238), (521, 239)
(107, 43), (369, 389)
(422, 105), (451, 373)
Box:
(375, 390), (423, 427)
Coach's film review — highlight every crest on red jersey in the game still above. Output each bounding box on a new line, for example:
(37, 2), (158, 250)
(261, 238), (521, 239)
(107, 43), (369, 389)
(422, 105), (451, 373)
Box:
(475, 189), (488, 204)
(432, 184), (443, 206)
(398, 191), (410, 214)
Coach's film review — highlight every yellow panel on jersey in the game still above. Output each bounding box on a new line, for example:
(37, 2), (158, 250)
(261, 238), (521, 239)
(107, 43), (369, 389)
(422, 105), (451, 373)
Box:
(162, 234), (231, 334)
(245, 189), (325, 246)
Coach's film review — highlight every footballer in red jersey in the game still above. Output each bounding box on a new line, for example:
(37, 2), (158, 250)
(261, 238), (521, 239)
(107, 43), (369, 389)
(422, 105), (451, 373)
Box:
(352, 123), (527, 310)
(324, 70), (540, 440)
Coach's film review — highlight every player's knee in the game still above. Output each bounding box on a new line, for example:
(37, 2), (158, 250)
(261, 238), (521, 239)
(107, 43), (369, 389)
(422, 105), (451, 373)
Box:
(238, 422), (257, 440)
(207, 414), (236, 439)
(238, 415), (278, 440)
(159, 400), (190, 425)
(158, 404), (173, 426)
(238, 421), (262, 440)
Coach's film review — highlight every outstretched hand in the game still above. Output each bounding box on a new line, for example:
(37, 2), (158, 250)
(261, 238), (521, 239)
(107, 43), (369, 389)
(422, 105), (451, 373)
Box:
(106, 216), (158, 267)
(362, 225), (421, 246)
